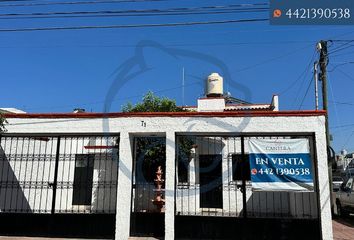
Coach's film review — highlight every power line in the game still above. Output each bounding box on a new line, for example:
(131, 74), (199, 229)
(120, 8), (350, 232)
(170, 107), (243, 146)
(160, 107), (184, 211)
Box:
(0, 18), (268, 32)
(332, 123), (354, 129)
(234, 44), (313, 73)
(0, 9), (268, 20)
(0, 4), (268, 17)
(0, 40), (316, 49)
(279, 49), (316, 96)
(336, 68), (354, 82)
(290, 50), (316, 108)
(329, 100), (354, 106)
(328, 61), (354, 72)
(25, 79), (203, 111)
(328, 40), (354, 55)
(298, 74), (314, 110)
(342, 131), (354, 149)
(0, 0), (234, 7)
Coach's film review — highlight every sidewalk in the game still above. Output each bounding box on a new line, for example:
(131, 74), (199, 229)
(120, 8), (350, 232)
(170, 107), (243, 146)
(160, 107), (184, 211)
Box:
(333, 217), (354, 240)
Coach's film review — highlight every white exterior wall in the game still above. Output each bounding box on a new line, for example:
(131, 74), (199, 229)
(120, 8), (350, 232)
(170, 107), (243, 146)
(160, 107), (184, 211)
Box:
(3, 114), (332, 240)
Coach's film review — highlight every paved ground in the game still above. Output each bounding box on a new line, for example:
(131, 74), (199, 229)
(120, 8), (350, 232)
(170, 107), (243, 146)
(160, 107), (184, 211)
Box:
(0, 218), (352, 240)
(333, 215), (354, 240)
(332, 214), (354, 240)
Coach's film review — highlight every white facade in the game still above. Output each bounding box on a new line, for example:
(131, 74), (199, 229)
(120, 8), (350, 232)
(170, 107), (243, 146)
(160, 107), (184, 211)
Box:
(1, 111), (332, 240)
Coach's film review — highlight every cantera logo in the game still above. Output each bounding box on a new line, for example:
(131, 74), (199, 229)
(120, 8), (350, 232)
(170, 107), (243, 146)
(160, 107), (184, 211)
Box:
(266, 146), (291, 151)
(251, 168), (258, 175)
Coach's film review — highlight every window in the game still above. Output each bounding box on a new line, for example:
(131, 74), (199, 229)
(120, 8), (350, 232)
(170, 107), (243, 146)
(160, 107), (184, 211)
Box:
(177, 154), (189, 183)
(346, 178), (353, 190)
(72, 154), (94, 205)
(176, 136), (195, 184)
(199, 154), (223, 208)
(232, 154), (251, 181)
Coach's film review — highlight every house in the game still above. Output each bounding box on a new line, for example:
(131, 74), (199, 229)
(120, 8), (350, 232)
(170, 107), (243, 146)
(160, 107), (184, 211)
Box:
(0, 73), (332, 240)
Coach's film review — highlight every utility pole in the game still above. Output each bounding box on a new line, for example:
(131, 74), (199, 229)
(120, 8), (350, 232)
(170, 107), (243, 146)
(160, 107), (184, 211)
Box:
(317, 40), (334, 212)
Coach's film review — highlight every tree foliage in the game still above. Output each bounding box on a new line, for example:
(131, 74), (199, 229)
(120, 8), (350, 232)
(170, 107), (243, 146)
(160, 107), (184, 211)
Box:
(122, 91), (186, 112)
(0, 113), (7, 132)
(122, 92), (188, 183)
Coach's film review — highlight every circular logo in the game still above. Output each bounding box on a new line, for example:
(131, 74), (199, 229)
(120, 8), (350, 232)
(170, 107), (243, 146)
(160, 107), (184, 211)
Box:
(273, 9), (282, 18)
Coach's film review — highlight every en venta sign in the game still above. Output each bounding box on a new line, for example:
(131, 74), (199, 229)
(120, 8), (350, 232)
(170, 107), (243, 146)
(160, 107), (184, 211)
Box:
(248, 138), (314, 191)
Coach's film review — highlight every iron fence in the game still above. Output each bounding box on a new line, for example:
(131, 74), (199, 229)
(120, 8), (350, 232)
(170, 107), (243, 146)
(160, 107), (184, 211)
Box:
(175, 135), (319, 219)
(0, 135), (119, 214)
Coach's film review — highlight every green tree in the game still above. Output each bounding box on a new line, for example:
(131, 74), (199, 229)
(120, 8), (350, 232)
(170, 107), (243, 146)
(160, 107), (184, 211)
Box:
(122, 91), (186, 112)
(122, 92), (189, 183)
(0, 113), (7, 132)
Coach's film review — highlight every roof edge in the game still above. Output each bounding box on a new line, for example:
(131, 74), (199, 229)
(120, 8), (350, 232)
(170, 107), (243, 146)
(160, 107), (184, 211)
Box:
(2, 110), (327, 119)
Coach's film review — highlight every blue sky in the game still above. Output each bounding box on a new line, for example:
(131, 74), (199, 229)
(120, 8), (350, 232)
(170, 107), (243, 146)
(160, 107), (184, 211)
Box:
(1, 0), (354, 153)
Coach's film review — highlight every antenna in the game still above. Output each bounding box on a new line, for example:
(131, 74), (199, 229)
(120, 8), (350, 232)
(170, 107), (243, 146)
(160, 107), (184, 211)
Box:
(314, 61), (319, 110)
(182, 67), (185, 106)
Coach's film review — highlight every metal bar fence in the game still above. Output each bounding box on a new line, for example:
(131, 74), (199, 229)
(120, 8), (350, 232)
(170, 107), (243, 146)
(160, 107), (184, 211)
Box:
(0, 135), (119, 214)
(175, 135), (319, 219)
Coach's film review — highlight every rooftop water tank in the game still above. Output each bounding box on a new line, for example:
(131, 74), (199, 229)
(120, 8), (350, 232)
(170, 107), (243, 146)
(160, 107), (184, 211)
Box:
(206, 73), (223, 97)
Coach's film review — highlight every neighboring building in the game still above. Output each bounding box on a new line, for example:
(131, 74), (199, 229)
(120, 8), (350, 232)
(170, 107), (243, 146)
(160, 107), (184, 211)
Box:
(0, 108), (26, 114)
(336, 150), (354, 177)
(0, 73), (332, 240)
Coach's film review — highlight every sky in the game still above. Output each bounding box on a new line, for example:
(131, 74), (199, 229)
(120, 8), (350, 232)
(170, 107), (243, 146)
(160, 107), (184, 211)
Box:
(1, 0), (354, 153)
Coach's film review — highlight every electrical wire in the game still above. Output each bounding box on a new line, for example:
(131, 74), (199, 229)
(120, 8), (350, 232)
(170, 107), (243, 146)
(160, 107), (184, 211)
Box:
(290, 50), (316, 108)
(0, 18), (268, 32)
(279, 49), (316, 96)
(342, 131), (354, 149)
(0, 4), (269, 18)
(0, 9), (268, 20)
(328, 61), (354, 72)
(329, 101), (354, 106)
(298, 75), (314, 110)
(0, 40), (316, 49)
(24, 79), (203, 111)
(336, 68), (354, 82)
(328, 40), (354, 55)
(0, 1), (268, 7)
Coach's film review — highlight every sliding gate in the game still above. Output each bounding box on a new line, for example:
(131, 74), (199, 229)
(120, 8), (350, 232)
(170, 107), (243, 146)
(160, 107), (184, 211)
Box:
(175, 135), (321, 239)
(0, 135), (119, 238)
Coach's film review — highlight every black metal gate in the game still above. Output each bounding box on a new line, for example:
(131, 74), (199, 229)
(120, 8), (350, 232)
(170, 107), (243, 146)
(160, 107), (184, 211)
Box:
(0, 135), (119, 238)
(130, 137), (166, 238)
(175, 135), (321, 239)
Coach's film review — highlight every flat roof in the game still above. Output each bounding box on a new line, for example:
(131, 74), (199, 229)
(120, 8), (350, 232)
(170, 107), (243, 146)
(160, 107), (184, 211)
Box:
(2, 110), (326, 119)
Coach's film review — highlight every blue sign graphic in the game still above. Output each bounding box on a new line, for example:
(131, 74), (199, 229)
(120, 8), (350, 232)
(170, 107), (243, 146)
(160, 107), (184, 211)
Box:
(249, 153), (313, 184)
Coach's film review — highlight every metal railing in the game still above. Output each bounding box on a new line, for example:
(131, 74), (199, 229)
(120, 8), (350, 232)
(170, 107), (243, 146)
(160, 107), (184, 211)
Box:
(0, 135), (119, 214)
(175, 135), (319, 219)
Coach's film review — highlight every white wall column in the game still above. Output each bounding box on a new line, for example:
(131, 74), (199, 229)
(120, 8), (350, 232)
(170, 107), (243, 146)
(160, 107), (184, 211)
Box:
(115, 132), (134, 240)
(165, 131), (176, 240)
(315, 131), (333, 240)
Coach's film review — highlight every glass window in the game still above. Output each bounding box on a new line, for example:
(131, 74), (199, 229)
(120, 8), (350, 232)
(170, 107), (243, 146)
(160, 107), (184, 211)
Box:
(232, 154), (251, 181)
(72, 154), (94, 205)
(345, 178), (353, 189)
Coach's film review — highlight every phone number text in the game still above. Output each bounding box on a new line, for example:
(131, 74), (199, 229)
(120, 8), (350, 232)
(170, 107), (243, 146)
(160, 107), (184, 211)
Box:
(257, 168), (311, 176)
(285, 8), (350, 19)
